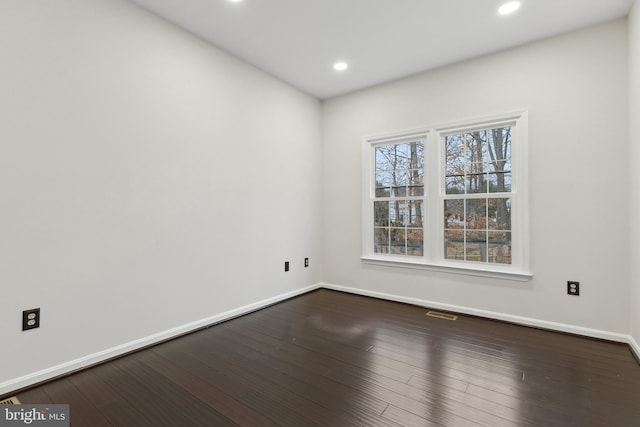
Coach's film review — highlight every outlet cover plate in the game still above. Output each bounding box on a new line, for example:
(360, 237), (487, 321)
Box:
(22, 308), (40, 331)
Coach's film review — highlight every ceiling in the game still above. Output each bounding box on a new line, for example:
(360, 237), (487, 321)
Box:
(129, 0), (634, 100)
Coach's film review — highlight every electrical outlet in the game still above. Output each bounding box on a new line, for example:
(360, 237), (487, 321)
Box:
(22, 308), (40, 331)
(304, 257), (309, 268)
(284, 261), (289, 272)
(567, 281), (580, 296)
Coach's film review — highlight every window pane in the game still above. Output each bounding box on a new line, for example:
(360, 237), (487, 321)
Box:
(386, 200), (423, 228)
(391, 201), (406, 226)
(465, 199), (487, 230)
(487, 172), (511, 193)
(388, 201), (402, 226)
(445, 126), (512, 198)
(466, 231), (487, 244)
(394, 170), (409, 186)
(467, 131), (487, 165)
(389, 171), (408, 197)
(446, 135), (466, 177)
(488, 231), (511, 264)
(390, 228), (406, 255)
(409, 185), (425, 197)
(407, 200), (424, 228)
(444, 230), (464, 260)
(377, 142), (424, 172)
(374, 228), (389, 253)
(376, 187), (391, 197)
(488, 198), (511, 230)
(376, 172), (392, 185)
(407, 141), (425, 169)
(392, 185), (407, 197)
(375, 172), (392, 197)
(393, 144), (409, 169)
(484, 160), (511, 173)
(466, 173), (487, 194)
(445, 176), (465, 194)
(375, 147), (393, 171)
(488, 231), (510, 244)
(407, 229), (423, 256)
(465, 230), (487, 262)
(487, 127), (511, 162)
(444, 199), (464, 229)
(465, 243), (483, 262)
(374, 201), (389, 227)
(408, 169), (424, 196)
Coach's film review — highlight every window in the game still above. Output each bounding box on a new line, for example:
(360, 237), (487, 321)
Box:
(443, 127), (512, 264)
(374, 141), (425, 256)
(363, 112), (530, 280)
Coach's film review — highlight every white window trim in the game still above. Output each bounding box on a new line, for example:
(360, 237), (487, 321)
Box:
(362, 111), (531, 281)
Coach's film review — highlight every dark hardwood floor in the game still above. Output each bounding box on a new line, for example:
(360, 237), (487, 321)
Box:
(15, 289), (640, 426)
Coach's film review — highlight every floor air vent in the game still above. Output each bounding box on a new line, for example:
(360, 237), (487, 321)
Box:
(426, 311), (458, 321)
(0, 397), (20, 405)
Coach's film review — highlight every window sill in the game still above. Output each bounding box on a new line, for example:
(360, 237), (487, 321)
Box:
(361, 255), (532, 281)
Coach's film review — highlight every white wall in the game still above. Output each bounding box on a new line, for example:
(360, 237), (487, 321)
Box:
(0, 0), (322, 392)
(629, 0), (640, 351)
(0, 1), (634, 397)
(322, 20), (629, 335)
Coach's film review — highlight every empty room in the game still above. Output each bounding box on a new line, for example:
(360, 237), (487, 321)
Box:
(1, 0), (640, 425)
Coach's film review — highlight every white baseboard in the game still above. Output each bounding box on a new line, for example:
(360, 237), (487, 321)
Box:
(3, 282), (636, 397)
(0, 283), (321, 397)
(320, 283), (631, 343)
(629, 335), (640, 361)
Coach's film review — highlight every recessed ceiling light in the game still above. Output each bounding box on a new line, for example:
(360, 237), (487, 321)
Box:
(333, 62), (348, 71)
(498, 1), (521, 16)
(228, 0), (243, 3)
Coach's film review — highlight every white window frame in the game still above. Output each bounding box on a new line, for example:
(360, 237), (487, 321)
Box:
(362, 111), (531, 281)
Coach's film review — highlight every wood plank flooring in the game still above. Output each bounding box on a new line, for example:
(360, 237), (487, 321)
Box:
(15, 289), (640, 426)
